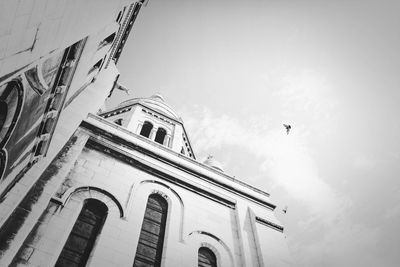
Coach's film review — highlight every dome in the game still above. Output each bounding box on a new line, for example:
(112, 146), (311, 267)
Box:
(118, 94), (180, 120)
(203, 156), (224, 172)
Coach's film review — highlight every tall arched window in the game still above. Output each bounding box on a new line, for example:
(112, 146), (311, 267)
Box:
(55, 199), (108, 267)
(133, 194), (168, 267)
(140, 121), (153, 138)
(154, 128), (167, 145)
(198, 247), (217, 267)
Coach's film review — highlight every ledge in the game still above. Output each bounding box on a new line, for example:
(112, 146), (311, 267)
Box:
(81, 113), (276, 210)
(256, 216), (284, 232)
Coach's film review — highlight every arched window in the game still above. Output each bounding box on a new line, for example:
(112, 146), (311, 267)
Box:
(133, 194), (168, 267)
(55, 199), (108, 267)
(0, 81), (23, 146)
(154, 128), (166, 145)
(198, 247), (217, 267)
(140, 121), (153, 138)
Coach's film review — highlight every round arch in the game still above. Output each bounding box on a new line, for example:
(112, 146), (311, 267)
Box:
(0, 80), (24, 147)
(138, 180), (185, 242)
(62, 186), (125, 218)
(187, 230), (235, 267)
(154, 127), (167, 144)
(139, 121), (153, 138)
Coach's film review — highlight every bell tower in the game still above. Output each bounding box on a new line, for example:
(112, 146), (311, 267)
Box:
(100, 94), (196, 159)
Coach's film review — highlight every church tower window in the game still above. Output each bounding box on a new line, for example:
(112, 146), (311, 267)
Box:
(140, 121), (153, 138)
(133, 194), (168, 267)
(154, 127), (167, 145)
(198, 247), (217, 267)
(55, 199), (108, 267)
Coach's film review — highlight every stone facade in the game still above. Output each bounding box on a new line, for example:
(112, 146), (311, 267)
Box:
(0, 0), (148, 265)
(0, 94), (292, 266)
(0, 1), (292, 266)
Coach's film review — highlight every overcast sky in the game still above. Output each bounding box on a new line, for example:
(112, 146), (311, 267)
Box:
(109, 0), (400, 266)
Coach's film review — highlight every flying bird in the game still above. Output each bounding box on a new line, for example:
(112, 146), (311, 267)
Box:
(283, 124), (291, 135)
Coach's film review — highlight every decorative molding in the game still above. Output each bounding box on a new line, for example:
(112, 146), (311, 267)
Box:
(152, 189), (169, 200)
(255, 216), (284, 232)
(101, 107), (132, 118)
(85, 138), (237, 209)
(81, 117), (275, 210)
(53, 185), (125, 218)
(141, 108), (174, 125)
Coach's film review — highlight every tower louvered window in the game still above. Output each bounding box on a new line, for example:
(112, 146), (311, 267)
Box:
(198, 247), (217, 267)
(55, 199), (108, 267)
(133, 194), (168, 267)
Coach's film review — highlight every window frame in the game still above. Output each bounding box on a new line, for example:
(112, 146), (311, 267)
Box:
(133, 194), (168, 267)
(55, 199), (108, 267)
(198, 246), (218, 267)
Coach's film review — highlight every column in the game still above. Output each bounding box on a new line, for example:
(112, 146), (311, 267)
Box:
(136, 123), (143, 134)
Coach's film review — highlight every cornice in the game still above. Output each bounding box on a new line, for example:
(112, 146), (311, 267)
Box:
(255, 216), (284, 232)
(81, 114), (276, 210)
(100, 101), (196, 159)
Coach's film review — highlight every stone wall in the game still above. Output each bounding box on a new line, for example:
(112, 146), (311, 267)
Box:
(1, 119), (291, 266)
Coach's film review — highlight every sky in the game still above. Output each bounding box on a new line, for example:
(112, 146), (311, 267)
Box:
(109, 0), (400, 266)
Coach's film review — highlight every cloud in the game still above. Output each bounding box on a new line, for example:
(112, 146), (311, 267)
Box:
(353, 154), (376, 171)
(182, 106), (344, 222)
(294, 219), (382, 267)
(179, 106), (384, 266)
(176, 68), (386, 266)
(383, 188), (400, 220)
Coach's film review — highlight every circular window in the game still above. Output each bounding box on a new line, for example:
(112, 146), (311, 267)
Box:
(0, 81), (23, 147)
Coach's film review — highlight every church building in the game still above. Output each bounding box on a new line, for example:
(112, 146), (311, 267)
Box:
(0, 93), (292, 266)
(0, 1), (292, 266)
